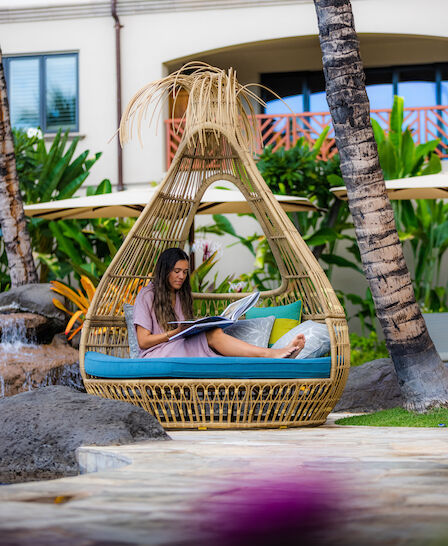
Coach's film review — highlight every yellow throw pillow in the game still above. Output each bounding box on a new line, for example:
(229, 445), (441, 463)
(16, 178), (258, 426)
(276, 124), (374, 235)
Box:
(269, 318), (300, 346)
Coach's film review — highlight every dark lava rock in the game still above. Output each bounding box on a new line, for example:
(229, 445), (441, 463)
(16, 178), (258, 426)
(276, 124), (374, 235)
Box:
(334, 358), (405, 413)
(0, 283), (66, 333)
(0, 386), (170, 484)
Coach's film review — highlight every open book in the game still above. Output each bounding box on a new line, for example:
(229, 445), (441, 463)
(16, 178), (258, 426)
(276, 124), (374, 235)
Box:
(168, 291), (260, 341)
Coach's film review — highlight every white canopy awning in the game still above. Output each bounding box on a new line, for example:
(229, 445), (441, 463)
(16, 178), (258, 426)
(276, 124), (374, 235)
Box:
(24, 187), (318, 220)
(330, 173), (448, 201)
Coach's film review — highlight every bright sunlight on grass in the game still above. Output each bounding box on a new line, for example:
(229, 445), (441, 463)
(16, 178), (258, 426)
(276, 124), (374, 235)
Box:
(335, 407), (448, 427)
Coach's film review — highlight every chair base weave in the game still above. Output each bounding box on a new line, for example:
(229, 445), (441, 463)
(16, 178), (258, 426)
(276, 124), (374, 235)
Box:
(84, 378), (337, 430)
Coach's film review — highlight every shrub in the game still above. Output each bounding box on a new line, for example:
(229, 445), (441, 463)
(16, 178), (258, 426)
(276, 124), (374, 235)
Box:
(349, 332), (389, 367)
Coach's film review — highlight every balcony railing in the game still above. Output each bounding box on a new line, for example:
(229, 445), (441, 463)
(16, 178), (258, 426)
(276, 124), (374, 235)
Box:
(165, 105), (448, 169)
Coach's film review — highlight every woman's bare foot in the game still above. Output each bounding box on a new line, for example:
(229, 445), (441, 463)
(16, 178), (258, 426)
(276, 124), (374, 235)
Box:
(268, 334), (305, 359)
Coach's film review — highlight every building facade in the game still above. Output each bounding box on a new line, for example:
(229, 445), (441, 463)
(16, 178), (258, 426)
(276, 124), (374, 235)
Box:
(1, 0), (447, 190)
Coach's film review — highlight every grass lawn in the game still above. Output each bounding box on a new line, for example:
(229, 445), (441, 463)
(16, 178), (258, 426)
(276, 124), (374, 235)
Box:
(335, 407), (448, 427)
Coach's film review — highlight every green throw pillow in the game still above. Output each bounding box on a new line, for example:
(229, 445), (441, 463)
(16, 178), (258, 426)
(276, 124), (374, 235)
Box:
(269, 318), (300, 345)
(246, 300), (302, 346)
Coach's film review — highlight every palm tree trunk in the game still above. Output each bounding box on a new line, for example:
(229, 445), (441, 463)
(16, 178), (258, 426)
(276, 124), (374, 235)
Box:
(0, 46), (38, 286)
(313, 0), (448, 411)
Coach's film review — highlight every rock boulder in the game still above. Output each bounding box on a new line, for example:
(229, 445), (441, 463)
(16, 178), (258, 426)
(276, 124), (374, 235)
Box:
(0, 386), (170, 484)
(334, 358), (405, 413)
(0, 283), (65, 333)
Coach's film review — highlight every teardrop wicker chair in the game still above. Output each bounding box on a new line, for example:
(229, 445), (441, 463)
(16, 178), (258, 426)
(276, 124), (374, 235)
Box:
(79, 64), (350, 429)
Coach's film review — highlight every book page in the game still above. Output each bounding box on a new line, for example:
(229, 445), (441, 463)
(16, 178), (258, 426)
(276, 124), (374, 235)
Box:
(220, 292), (260, 321)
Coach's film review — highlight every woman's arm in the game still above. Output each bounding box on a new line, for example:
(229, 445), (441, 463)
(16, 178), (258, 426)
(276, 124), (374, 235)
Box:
(136, 325), (183, 350)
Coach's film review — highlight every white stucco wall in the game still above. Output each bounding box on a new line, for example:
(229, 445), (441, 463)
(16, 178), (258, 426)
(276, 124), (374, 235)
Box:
(1, 0), (447, 186)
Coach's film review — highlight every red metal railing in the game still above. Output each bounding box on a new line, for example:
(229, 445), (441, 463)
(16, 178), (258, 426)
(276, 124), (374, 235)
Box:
(165, 105), (448, 169)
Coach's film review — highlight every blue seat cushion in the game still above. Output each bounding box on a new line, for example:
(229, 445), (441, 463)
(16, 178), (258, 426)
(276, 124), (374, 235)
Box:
(84, 351), (331, 379)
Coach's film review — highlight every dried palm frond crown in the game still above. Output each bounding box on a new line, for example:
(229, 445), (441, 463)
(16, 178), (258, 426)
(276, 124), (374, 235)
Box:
(80, 62), (350, 430)
(119, 61), (272, 153)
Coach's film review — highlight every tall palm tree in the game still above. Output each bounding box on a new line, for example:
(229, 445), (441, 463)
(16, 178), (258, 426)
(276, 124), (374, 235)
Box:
(313, 0), (448, 411)
(0, 46), (38, 286)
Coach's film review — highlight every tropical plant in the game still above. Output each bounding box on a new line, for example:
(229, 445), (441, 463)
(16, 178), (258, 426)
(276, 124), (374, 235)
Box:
(372, 96), (441, 181)
(371, 96), (447, 313)
(395, 198), (448, 312)
(314, 0), (448, 411)
(6, 128), (132, 286)
(338, 288), (377, 336)
(257, 126), (347, 243)
(14, 127), (102, 204)
(196, 215), (282, 291)
(41, 179), (136, 284)
(51, 276), (96, 340)
(190, 250), (234, 294)
(257, 127), (338, 208)
(189, 250), (237, 316)
(52, 273), (147, 339)
(256, 127), (362, 277)
(10, 127), (106, 283)
(349, 332), (389, 367)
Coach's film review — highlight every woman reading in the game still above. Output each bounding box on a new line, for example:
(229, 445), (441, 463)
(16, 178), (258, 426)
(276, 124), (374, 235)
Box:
(134, 247), (305, 359)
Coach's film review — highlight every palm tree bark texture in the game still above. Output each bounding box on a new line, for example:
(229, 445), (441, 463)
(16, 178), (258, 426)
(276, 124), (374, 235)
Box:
(313, 0), (448, 411)
(0, 46), (38, 286)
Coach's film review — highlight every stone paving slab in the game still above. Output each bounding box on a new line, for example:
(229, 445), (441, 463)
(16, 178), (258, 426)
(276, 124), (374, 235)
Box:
(0, 417), (447, 545)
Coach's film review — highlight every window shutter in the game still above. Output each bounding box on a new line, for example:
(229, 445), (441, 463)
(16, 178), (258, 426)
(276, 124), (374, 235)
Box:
(45, 55), (77, 131)
(8, 57), (40, 129)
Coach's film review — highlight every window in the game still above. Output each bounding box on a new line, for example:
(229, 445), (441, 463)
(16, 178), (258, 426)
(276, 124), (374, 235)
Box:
(4, 53), (78, 133)
(262, 63), (448, 116)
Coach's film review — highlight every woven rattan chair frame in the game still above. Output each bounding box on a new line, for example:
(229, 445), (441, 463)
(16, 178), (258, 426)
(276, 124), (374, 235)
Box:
(79, 120), (350, 429)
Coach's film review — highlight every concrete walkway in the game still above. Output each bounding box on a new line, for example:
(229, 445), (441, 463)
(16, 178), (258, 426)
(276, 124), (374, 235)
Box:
(0, 416), (447, 545)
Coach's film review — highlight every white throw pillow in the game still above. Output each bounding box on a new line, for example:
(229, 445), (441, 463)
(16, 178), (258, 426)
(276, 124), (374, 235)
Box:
(271, 320), (331, 359)
(123, 303), (140, 358)
(225, 316), (275, 348)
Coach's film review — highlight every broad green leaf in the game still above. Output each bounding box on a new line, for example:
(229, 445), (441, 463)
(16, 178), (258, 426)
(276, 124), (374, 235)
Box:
(303, 227), (340, 246)
(212, 214), (237, 237)
(37, 129), (62, 195)
(415, 139), (440, 162)
(54, 130), (69, 165)
(397, 231), (415, 242)
(378, 140), (398, 180)
(49, 221), (84, 265)
(94, 179), (112, 195)
(433, 221), (448, 247)
(84, 152), (102, 171)
(421, 152), (442, 176)
(41, 137), (80, 201)
(59, 221), (95, 255)
(389, 96), (404, 149)
(327, 173), (344, 186)
(57, 171), (90, 200)
(312, 125), (330, 156)
(58, 150), (89, 189)
(400, 129), (415, 177)
(371, 118), (385, 146)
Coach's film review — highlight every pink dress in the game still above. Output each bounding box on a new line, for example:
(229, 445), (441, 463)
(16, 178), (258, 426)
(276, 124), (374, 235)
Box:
(133, 284), (219, 359)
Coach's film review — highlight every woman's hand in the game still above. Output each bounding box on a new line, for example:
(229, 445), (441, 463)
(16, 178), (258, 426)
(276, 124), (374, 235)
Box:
(136, 324), (188, 350)
(167, 324), (188, 337)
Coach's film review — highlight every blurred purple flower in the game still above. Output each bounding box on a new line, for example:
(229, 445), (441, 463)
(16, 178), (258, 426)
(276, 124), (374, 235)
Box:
(190, 474), (343, 546)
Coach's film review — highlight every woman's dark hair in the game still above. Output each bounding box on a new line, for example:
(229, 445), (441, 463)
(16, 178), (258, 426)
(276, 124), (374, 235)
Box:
(152, 247), (193, 331)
